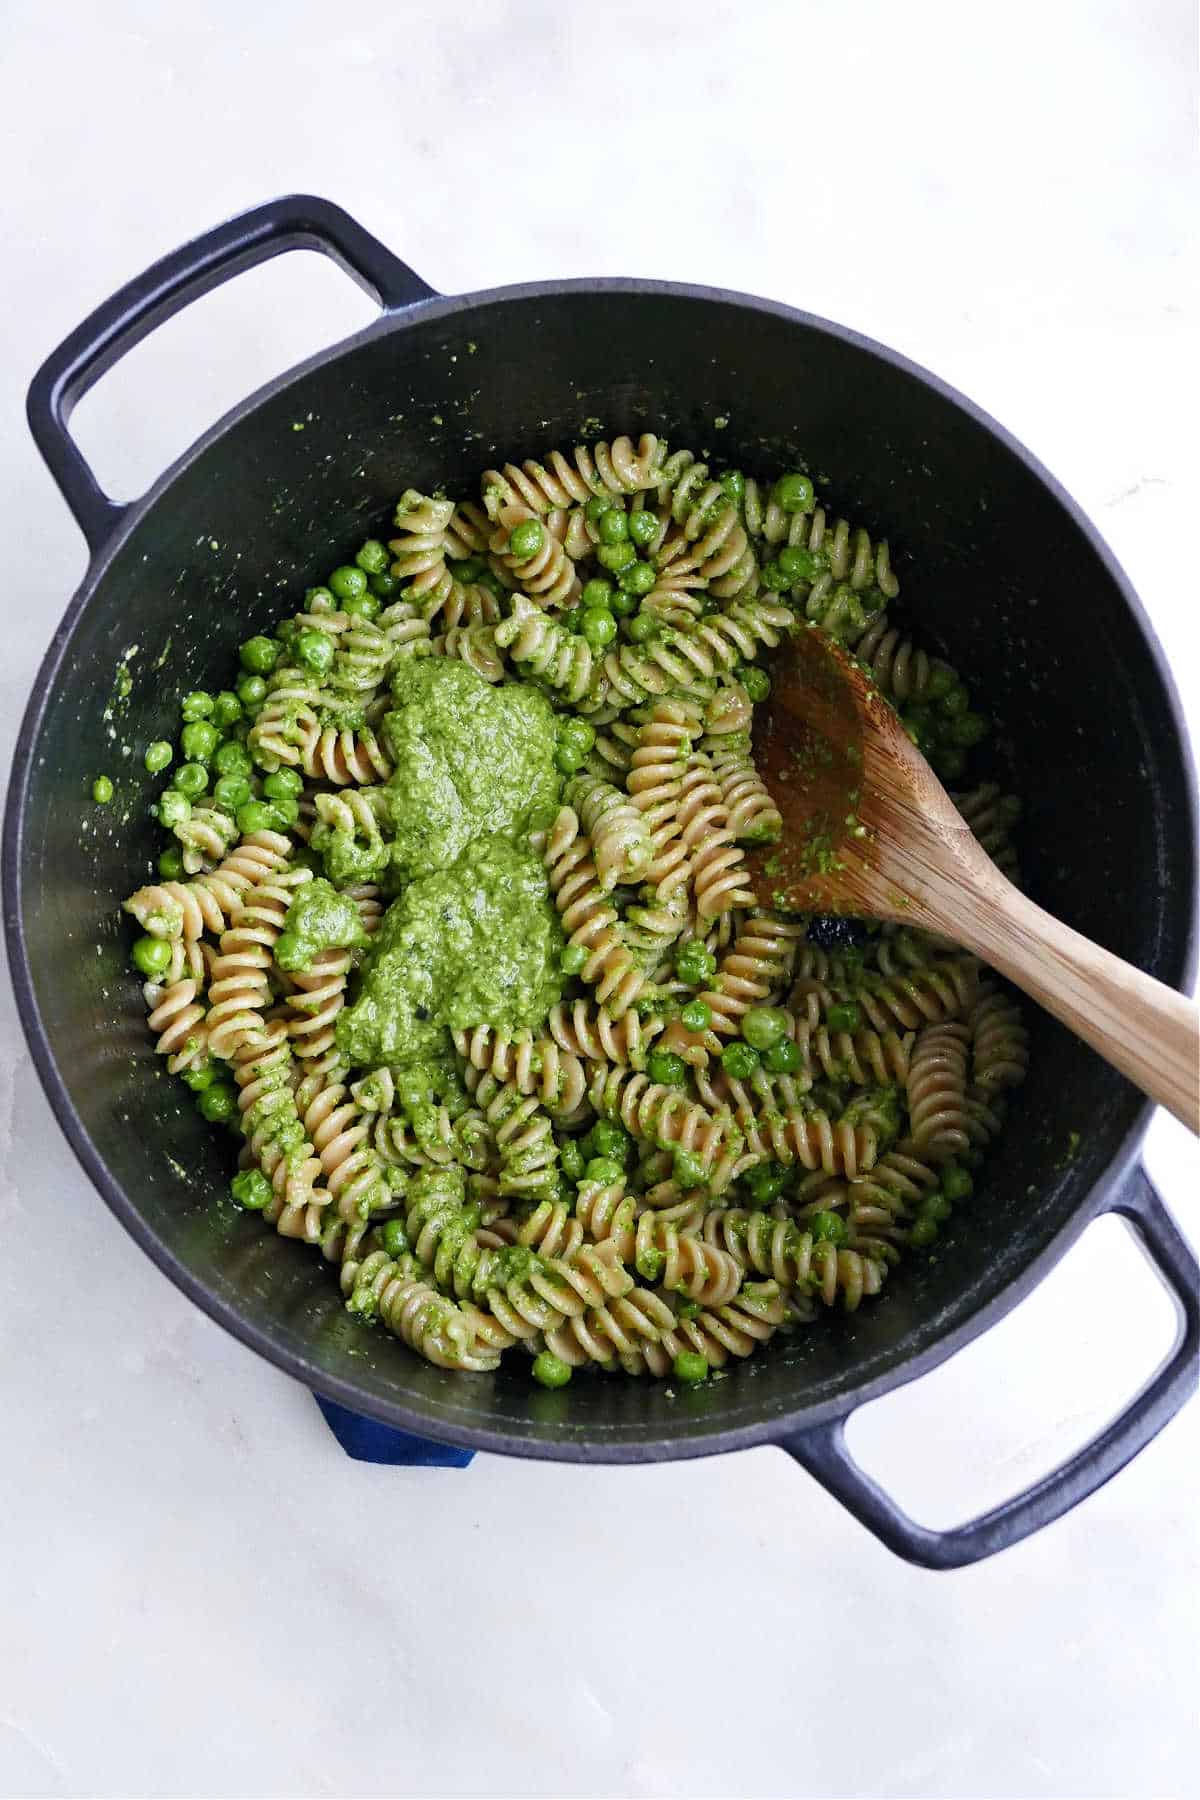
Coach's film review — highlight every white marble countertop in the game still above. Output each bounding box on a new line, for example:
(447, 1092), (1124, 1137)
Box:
(1, 3), (1196, 1796)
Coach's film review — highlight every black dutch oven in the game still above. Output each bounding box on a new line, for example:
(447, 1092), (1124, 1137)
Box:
(7, 196), (1197, 1568)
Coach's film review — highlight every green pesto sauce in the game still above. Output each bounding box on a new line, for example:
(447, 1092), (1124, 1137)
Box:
(381, 659), (560, 880)
(336, 834), (564, 1066)
(276, 879), (369, 972)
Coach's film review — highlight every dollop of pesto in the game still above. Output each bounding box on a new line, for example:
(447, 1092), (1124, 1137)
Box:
(275, 878), (369, 972)
(381, 658), (560, 880)
(336, 835), (564, 1066)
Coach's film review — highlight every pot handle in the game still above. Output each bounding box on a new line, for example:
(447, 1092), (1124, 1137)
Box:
(777, 1165), (1198, 1568)
(26, 193), (437, 554)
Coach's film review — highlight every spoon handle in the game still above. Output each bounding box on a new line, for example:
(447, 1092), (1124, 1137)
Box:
(940, 877), (1199, 1134)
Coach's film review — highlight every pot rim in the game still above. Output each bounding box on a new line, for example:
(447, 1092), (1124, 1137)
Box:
(7, 274), (1197, 1459)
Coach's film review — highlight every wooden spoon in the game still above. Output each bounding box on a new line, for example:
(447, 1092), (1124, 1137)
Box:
(745, 625), (1200, 1134)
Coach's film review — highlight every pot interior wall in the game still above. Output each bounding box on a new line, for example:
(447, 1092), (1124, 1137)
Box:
(15, 288), (1195, 1451)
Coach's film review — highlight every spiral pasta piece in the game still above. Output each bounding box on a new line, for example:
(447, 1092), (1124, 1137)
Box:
(298, 723), (392, 786)
(431, 622), (504, 682)
(124, 830), (293, 941)
(484, 436), (665, 518)
(464, 1068), (561, 1201)
(376, 596), (434, 659)
(971, 988), (1030, 1093)
(174, 804), (238, 876)
(586, 1063), (736, 1188)
(300, 1073), (393, 1221)
(342, 1249), (503, 1370)
(495, 593), (597, 704)
(389, 490), (455, 602)
(906, 1022), (973, 1158)
(444, 500), (491, 559)
(854, 616), (951, 705)
(452, 1025), (589, 1119)
(543, 1000), (665, 1067)
(701, 1209), (887, 1310)
(206, 868), (311, 1061)
(565, 769), (652, 891)
(543, 807), (647, 1016)
(951, 784), (1022, 884)
(489, 504), (580, 608)
(703, 733), (782, 844)
(144, 978), (208, 1074)
(798, 1021), (914, 1087)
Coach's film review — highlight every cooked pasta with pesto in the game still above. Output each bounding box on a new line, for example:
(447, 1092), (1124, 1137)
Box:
(121, 434), (1029, 1387)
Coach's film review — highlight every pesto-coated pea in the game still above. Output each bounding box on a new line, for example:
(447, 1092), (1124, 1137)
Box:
(329, 565), (368, 601)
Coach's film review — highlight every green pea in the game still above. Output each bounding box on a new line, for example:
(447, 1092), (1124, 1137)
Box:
(182, 1061), (218, 1092)
(236, 673), (267, 708)
(355, 538), (390, 575)
(450, 555), (486, 583)
(554, 739), (589, 776)
(808, 1209), (848, 1245)
(212, 775), (251, 813)
(581, 577), (613, 609)
(370, 570), (400, 598)
(825, 1002), (861, 1035)
(597, 508), (629, 546)
(91, 775), (114, 805)
(131, 935), (172, 979)
(560, 942), (588, 975)
(776, 546), (816, 584)
(342, 591), (381, 621)
(588, 1120), (630, 1161)
(923, 1192), (953, 1223)
(156, 789), (191, 828)
(559, 1138), (586, 1181)
(532, 1351), (572, 1389)
(239, 635), (279, 675)
(173, 761), (208, 801)
(157, 846), (184, 879)
(626, 611), (657, 643)
(675, 939), (717, 986)
(627, 509), (658, 548)
(211, 690), (243, 728)
(926, 664), (956, 701)
(763, 1037), (803, 1074)
(721, 1040), (760, 1080)
(761, 561), (790, 592)
(181, 691), (214, 722)
(305, 587), (336, 614)
(673, 1149), (707, 1191)
(198, 1083), (237, 1124)
(720, 470), (745, 504)
(740, 665), (770, 703)
(581, 609), (616, 651)
(773, 472), (815, 513)
(647, 1049), (687, 1087)
(379, 1218), (410, 1256)
(261, 771), (298, 805)
(597, 541), (636, 574)
(329, 565), (368, 601)
(949, 711), (988, 747)
(608, 587), (636, 617)
(674, 1351), (709, 1384)
(560, 718), (595, 757)
(144, 740), (173, 774)
(231, 1168), (273, 1211)
(270, 794), (300, 827)
(508, 519), (545, 561)
(236, 800), (284, 836)
(746, 1162), (788, 1206)
(909, 1217), (939, 1248)
(742, 1005), (789, 1051)
(617, 559), (655, 597)
(295, 628), (335, 675)
(584, 1157), (624, 1187)
(213, 741), (253, 778)
(939, 681), (970, 718)
(180, 720), (219, 763)
(584, 495), (612, 527)
(933, 746), (967, 783)
(941, 1164), (974, 1202)
(680, 999), (712, 1033)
